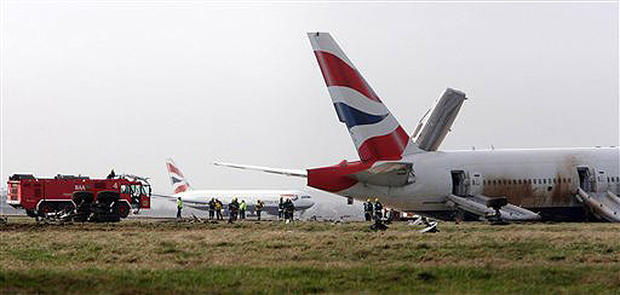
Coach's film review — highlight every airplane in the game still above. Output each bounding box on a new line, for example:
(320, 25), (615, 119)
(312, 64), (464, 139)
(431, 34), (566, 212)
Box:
(153, 158), (315, 218)
(214, 32), (620, 223)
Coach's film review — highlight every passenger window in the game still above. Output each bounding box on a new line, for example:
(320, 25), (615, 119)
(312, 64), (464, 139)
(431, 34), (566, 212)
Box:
(543, 179), (547, 184)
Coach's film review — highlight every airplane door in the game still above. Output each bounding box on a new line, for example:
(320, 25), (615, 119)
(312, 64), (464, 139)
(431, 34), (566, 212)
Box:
(577, 166), (594, 192)
(450, 170), (470, 197)
(596, 169), (608, 192)
(469, 173), (483, 196)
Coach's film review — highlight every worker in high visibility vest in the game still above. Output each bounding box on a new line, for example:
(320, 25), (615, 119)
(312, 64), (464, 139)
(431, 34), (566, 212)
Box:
(176, 197), (183, 219)
(239, 200), (247, 220)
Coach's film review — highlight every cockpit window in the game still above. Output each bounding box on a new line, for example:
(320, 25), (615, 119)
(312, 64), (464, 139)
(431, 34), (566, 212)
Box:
(301, 196), (311, 199)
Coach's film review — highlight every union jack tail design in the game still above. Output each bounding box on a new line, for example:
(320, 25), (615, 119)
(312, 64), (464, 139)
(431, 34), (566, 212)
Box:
(165, 158), (191, 194)
(308, 32), (420, 162)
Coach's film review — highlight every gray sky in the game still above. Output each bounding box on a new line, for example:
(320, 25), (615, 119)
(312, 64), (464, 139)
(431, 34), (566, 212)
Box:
(1, 1), (618, 197)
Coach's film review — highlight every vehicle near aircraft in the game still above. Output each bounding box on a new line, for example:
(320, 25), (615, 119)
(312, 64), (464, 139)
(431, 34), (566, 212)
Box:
(154, 159), (315, 217)
(215, 32), (620, 223)
(6, 173), (151, 222)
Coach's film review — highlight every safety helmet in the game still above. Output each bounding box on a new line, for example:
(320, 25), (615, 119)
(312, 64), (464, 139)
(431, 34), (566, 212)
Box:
(375, 198), (379, 202)
(367, 198), (371, 202)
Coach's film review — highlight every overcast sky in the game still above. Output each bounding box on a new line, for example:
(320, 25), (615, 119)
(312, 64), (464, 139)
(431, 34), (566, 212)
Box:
(1, 1), (618, 197)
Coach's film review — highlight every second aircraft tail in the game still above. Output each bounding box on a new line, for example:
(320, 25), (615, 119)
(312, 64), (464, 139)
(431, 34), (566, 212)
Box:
(165, 158), (191, 194)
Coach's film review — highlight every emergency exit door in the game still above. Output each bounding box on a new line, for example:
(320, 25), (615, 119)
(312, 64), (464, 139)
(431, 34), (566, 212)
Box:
(451, 170), (469, 197)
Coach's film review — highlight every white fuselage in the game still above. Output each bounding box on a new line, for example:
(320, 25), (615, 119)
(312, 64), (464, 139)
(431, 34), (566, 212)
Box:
(338, 147), (619, 217)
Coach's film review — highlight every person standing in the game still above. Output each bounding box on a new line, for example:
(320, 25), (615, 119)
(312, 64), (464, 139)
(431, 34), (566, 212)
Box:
(215, 199), (223, 220)
(239, 200), (247, 220)
(255, 199), (264, 221)
(208, 198), (216, 220)
(278, 197), (284, 220)
(363, 198), (373, 221)
(176, 197), (183, 219)
(228, 198), (239, 224)
(284, 199), (295, 223)
(373, 198), (383, 220)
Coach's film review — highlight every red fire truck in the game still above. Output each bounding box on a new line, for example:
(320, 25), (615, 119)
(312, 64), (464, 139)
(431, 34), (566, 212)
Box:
(6, 173), (151, 222)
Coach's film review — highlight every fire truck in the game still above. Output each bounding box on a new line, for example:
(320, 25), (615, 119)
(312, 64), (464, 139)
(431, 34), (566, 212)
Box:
(6, 173), (151, 222)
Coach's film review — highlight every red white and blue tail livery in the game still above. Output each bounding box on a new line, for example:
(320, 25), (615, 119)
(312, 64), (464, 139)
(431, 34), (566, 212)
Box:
(308, 32), (420, 161)
(166, 158), (191, 194)
(214, 33), (620, 223)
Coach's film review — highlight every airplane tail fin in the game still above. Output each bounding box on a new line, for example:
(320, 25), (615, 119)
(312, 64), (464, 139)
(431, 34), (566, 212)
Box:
(165, 158), (191, 194)
(307, 32), (421, 162)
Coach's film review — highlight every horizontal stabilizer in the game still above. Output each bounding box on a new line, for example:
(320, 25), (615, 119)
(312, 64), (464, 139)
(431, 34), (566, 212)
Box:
(213, 162), (307, 178)
(351, 162), (414, 187)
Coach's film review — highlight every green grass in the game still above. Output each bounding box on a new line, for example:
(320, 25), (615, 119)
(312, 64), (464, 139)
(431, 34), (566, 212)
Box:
(1, 218), (619, 294)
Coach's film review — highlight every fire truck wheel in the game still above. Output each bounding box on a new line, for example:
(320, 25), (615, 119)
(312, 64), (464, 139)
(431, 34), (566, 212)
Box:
(118, 202), (130, 218)
(38, 203), (54, 216)
(26, 210), (37, 217)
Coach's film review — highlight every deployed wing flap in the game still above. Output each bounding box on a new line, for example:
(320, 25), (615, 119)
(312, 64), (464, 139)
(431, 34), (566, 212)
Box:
(413, 88), (466, 151)
(351, 162), (414, 187)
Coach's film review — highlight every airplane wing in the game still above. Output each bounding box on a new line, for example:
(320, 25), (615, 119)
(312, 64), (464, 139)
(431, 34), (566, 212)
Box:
(214, 161), (413, 187)
(213, 162), (307, 178)
(152, 193), (211, 206)
(151, 193), (176, 200)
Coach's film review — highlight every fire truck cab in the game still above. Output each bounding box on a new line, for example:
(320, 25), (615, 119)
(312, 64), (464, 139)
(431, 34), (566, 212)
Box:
(7, 173), (151, 222)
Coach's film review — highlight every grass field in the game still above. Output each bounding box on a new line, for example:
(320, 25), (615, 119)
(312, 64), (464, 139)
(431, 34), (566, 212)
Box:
(1, 217), (619, 294)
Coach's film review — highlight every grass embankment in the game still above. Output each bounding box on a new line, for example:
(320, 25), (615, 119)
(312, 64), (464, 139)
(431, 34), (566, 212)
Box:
(1, 218), (619, 294)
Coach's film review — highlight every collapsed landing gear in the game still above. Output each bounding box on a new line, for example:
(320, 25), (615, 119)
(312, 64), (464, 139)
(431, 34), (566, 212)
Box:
(486, 197), (510, 225)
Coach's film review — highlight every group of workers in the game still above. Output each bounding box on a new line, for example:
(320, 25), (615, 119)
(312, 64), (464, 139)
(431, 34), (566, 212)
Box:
(277, 197), (296, 223)
(207, 198), (225, 220)
(363, 198), (384, 221)
(176, 197), (267, 222)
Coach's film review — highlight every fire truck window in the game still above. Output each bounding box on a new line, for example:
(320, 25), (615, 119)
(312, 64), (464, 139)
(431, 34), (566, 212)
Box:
(132, 185), (140, 197)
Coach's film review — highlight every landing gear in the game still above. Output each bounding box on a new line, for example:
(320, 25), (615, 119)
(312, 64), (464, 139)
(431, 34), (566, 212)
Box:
(486, 197), (509, 225)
